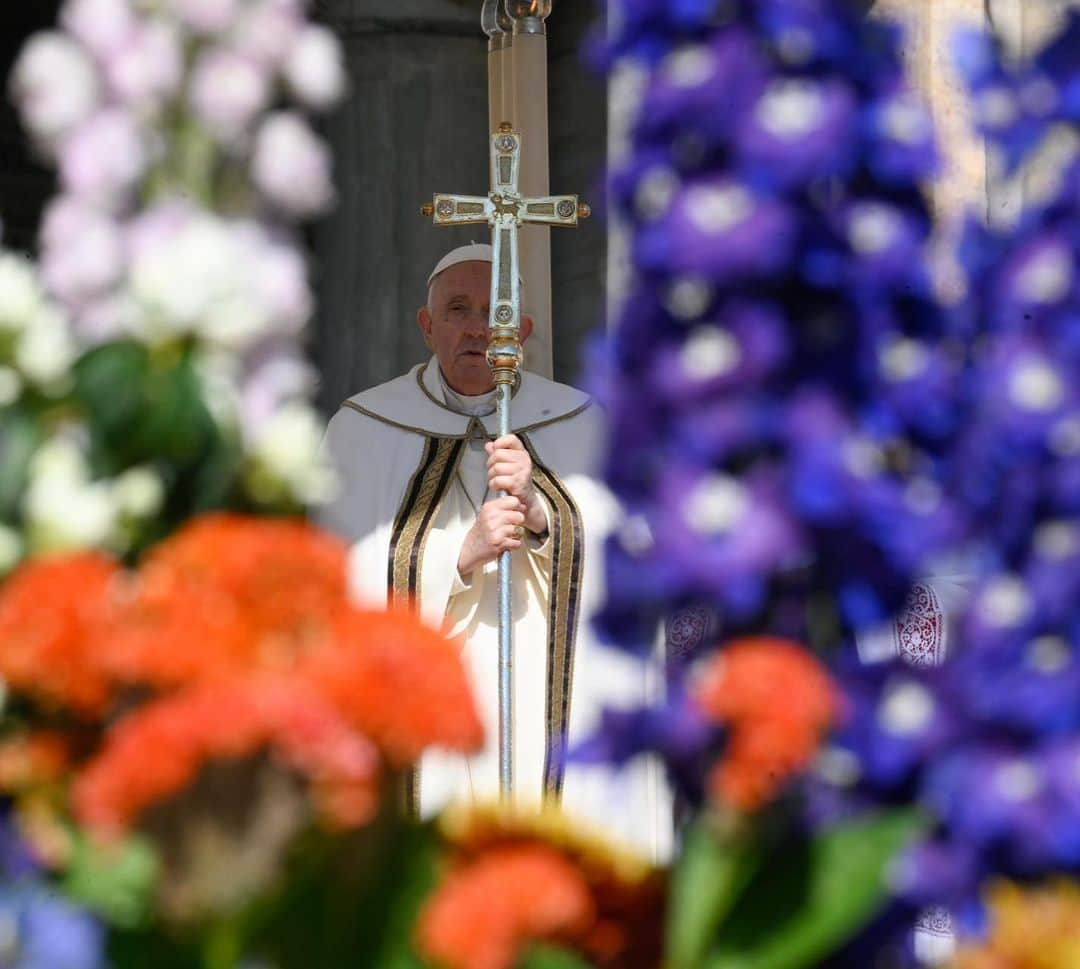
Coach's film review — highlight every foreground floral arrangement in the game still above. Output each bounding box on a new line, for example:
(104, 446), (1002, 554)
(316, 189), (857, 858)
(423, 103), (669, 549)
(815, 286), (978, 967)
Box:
(0, 0), (1078, 968)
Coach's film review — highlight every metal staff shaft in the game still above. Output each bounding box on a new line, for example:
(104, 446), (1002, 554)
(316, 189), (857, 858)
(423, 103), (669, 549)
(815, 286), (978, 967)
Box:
(496, 383), (514, 799)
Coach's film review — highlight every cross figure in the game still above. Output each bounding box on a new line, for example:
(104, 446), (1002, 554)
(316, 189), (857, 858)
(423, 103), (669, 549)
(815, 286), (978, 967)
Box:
(422, 123), (589, 389)
(421, 123), (588, 801)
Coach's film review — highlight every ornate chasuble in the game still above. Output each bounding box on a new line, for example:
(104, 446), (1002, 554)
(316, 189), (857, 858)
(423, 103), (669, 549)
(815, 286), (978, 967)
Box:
(320, 359), (673, 862)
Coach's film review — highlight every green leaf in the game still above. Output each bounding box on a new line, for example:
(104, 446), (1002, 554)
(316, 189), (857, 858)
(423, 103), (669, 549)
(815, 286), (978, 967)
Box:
(63, 831), (161, 929)
(703, 809), (927, 969)
(0, 406), (42, 521)
(518, 944), (597, 969)
(666, 818), (764, 969)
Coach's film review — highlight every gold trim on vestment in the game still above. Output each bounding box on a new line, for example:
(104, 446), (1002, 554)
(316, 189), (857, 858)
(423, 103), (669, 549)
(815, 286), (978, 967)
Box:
(386, 435), (468, 817)
(522, 435), (585, 802)
(339, 375), (594, 439)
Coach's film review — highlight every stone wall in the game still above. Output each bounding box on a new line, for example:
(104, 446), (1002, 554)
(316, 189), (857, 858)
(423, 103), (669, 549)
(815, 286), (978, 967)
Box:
(311, 0), (607, 413)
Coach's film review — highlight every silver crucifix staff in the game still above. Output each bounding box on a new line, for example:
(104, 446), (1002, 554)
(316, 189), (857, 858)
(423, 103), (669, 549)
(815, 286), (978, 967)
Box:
(421, 123), (589, 800)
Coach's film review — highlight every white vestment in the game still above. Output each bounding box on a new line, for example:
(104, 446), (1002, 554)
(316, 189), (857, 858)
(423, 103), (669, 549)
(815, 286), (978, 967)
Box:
(320, 358), (672, 862)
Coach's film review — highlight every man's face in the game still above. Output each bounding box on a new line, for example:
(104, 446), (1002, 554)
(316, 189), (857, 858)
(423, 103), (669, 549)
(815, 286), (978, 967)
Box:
(417, 260), (531, 396)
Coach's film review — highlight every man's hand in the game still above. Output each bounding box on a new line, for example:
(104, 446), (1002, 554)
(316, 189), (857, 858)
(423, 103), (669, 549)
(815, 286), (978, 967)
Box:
(458, 496), (526, 577)
(485, 435), (547, 534)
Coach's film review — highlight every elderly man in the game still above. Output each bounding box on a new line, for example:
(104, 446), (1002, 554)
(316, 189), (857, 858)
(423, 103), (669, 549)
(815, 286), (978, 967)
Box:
(320, 244), (670, 860)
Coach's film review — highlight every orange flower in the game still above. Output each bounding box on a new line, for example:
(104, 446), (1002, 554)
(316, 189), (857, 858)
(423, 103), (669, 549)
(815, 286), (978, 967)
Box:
(953, 880), (1080, 969)
(693, 637), (838, 812)
(0, 553), (118, 715)
(73, 675), (379, 835)
(305, 608), (485, 766)
(435, 805), (666, 969)
(417, 845), (594, 969)
(102, 514), (349, 687)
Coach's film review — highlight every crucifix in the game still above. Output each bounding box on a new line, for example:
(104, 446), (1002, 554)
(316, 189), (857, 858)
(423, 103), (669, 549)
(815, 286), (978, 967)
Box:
(421, 123), (589, 800)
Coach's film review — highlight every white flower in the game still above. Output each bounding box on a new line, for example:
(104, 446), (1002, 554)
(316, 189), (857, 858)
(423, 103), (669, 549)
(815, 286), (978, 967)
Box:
(128, 208), (262, 348)
(0, 254), (45, 332)
(10, 32), (100, 148)
(112, 466), (165, 518)
(0, 523), (22, 574)
(283, 24), (346, 109)
(61, 0), (136, 58)
(249, 402), (338, 505)
(251, 112), (334, 217)
(14, 306), (77, 388)
(23, 435), (118, 555)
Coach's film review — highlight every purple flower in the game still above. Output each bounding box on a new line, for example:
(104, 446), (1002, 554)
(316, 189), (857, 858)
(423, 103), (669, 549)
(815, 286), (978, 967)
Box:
(58, 109), (146, 206)
(188, 47), (271, 145)
(233, 0), (303, 67)
(2, 890), (106, 969)
(104, 20), (182, 115)
(251, 112), (335, 218)
(735, 77), (859, 188)
(39, 195), (124, 308)
(638, 178), (795, 280)
(60, 0), (136, 59)
(172, 0), (240, 36)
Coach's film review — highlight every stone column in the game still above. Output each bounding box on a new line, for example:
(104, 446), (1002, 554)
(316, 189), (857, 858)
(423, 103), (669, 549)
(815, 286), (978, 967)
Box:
(310, 0), (489, 413)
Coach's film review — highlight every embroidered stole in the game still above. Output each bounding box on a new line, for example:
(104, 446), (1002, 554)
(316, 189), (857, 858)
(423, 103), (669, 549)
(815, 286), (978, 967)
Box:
(384, 424), (585, 815)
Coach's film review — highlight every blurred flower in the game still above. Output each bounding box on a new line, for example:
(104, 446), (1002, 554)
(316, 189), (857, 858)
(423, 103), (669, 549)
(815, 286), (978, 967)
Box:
(0, 525), (23, 575)
(58, 109), (146, 206)
(694, 637), (839, 812)
(0, 552), (118, 715)
(417, 845), (593, 969)
(73, 674), (380, 835)
(251, 112), (335, 218)
(0, 255), (46, 331)
(246, 401), (338, 506)
(0, 888), (106, 969)
(22, 435), (118, 554)
(10, 33), (100, 150)
(429, 805), (665, 969)
(234, 0), (302, 67)
(309, 608), (485, 767)
(283, 24), (347, 110)
(105, 20), (183, 116)
(126, 201), (299, 350)
(171, 0), (239, 36)
(39, 197), (124, 309)
(953, 880), (1080, 969)
(111, 467), (164, 520)
(60, 0), (136, 60)
(13, 306), (77, 392)
(189, 47), (270, 145)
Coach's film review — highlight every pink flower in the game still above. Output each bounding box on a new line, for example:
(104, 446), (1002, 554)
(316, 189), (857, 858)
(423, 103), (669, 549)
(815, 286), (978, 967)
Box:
(60, 0), (137, 59)
(256, 235), (312, 328)
(106, 20), (182, 114)
(10, 33), (101, 150)
(171, 0), (240, 35)
(240, 343), (315, 441)
(283, 24), (347, 110)
(189, 47), (271, 145)
(59, 109), (146, 206)
(251, 112), (334, 217)
(234, 0), (303, 67)
(39, 196), (124, 308)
